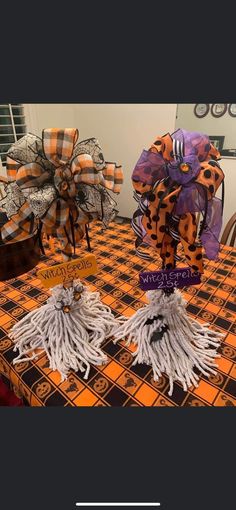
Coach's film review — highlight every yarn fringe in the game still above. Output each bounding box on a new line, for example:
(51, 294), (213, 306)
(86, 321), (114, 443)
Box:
(10, 280), (121, 382)
(111, 289), (224, 396)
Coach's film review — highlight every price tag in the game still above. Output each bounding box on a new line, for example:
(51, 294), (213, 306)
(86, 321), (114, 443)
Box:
(139, 267), (201, 291)
(37, 254), (98, 288)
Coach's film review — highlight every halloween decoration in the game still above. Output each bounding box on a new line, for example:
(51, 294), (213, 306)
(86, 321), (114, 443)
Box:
(11, 280), (119, 381)
(0, 129), (123, 259)
(1, 128), (124, 381)
(112, 129), (225, 396)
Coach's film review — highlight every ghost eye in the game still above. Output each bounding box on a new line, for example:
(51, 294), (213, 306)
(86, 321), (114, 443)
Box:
(179, 162), (190, 173)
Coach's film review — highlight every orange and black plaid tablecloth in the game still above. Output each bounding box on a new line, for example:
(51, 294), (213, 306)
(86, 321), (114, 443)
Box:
(0, 221), (236, 407)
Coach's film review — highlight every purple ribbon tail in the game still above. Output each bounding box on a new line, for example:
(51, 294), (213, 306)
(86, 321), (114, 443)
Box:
(200, 197), (222, 260)
(132, 150), (166, 186)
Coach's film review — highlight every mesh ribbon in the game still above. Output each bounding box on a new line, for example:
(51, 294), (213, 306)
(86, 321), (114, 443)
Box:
(131, 128), (224, 272)
(1, 129), (124, 259)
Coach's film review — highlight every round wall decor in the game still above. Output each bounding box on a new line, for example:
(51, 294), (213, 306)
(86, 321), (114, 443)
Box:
(228, 104), (236, 117)
(194, 104), (209, 118)
(211, 104), (227, 118)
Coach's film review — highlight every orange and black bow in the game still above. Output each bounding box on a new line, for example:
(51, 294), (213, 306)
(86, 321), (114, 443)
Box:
(131, 129), (225, 273)
(1, 128), (123, 260)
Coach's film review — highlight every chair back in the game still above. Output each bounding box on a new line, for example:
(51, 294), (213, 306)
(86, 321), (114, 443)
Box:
(220, 213), (236, 246)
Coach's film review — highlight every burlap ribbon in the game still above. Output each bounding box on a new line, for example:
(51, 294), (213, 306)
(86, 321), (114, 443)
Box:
(1, 128), (123, 259)
(132, 129), (224, 272)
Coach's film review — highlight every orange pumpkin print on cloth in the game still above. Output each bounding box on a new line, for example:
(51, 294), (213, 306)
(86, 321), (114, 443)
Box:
(131, 128), (225, 273)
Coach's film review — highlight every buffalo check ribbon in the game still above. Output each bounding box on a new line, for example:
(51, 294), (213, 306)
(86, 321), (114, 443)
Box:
(1, 128), (124, 259)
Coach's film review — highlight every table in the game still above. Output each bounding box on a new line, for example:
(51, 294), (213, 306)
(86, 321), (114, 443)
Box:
(0, 222), (236, 406)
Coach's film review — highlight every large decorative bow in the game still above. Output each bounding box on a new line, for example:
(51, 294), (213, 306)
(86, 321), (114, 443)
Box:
(131, 129), (225, 272)
(1, 128), (123, 259)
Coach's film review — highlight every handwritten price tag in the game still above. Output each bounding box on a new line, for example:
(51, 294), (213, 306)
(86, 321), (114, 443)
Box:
(37, 254), (97, 288)
(139, 267), (201, 291)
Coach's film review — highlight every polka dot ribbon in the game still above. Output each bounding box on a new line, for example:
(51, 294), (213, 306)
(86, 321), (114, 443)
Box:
(131, 129), (225, 272)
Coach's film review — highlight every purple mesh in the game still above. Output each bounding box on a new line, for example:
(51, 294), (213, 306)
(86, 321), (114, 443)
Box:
(200, 197), (222, 259)
(174, 183), (206, 215)
(172, 128), (211, 160)
(132, 150), (166, 186)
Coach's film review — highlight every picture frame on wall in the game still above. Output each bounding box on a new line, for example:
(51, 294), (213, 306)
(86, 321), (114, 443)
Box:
(209, 135), (225, 151)
(210, 103), (227, 118)
(193, 103), (209, 118)
(228, 104), (236, 117)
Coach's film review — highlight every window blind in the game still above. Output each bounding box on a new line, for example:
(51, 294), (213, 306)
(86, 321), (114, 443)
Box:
(0, 104), (27, 167)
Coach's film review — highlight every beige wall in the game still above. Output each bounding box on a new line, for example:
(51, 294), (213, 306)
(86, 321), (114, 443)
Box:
(24, 103), (177, 218)
(216, 157), (236, 235)
(175, 104), (236, 233)
(176, 103), (236, 149)
(24, 104), (76, 138)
